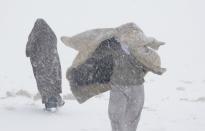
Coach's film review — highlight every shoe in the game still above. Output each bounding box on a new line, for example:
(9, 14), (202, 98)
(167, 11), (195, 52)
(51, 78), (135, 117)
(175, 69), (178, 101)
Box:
(45, 95), (65, 112)
(45, 96), (58, 111)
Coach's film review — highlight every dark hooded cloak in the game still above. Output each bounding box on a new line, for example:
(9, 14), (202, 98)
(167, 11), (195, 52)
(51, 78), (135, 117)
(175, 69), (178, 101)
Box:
(26, 19), (62, 103)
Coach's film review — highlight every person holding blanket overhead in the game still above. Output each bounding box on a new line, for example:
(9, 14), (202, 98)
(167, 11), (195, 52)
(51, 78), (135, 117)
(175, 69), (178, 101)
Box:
(61, 23), (166, 131)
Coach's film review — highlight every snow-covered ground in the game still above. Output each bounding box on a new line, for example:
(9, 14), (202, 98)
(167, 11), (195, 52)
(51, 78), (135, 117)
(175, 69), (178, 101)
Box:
(1, 0), (205, 130)
(0, 77), (205, 131)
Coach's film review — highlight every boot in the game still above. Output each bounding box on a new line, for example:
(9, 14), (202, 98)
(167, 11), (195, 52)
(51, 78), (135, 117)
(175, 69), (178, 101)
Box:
(45, 95), (65, 112)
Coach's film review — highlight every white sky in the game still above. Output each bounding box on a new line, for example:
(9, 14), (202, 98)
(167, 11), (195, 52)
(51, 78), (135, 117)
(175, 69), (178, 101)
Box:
(0, 0), (205, 90)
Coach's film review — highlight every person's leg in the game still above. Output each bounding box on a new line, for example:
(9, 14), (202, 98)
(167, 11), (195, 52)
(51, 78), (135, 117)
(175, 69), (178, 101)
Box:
(108, 85), (127, 131)
(121, 84), (144, 131)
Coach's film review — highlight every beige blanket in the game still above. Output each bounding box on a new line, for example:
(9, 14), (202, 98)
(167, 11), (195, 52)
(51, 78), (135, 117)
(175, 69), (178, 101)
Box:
(61, 23), (166, 75)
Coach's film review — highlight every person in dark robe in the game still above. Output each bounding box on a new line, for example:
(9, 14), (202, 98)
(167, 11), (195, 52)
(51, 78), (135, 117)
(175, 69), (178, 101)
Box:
(26, 18), (64, 111)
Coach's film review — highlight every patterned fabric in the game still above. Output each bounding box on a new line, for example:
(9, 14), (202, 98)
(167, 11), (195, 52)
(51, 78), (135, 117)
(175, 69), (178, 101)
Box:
(26, 19), (62, 103)
(67, 37), (147, 103)
(61, 23), (166, 75)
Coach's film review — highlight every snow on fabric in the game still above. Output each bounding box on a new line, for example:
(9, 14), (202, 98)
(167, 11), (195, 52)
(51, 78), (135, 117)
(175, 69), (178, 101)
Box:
(66, 37), (147, 103)
(26, 19), (62, 104)
(61, 23), (166, 75)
